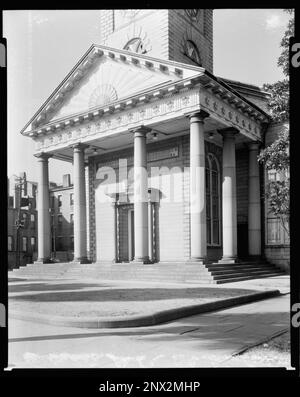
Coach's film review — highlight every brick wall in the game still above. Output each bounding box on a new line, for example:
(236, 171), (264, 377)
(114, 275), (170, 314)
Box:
(100, 9), (213, 71)
(168, 9), (213, 71)
(103, 10), (169, 60)
(236, 148), (249, 224)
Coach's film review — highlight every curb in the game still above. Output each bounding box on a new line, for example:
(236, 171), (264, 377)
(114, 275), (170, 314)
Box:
(9, 289), (280, 329)
(231, 328), (289, 356)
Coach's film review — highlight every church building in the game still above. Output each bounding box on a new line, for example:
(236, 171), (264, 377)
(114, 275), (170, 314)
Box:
(20, 10), (289, 283)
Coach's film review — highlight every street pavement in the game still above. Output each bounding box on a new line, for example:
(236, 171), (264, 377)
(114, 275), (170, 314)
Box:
(8, 292), (290, 368)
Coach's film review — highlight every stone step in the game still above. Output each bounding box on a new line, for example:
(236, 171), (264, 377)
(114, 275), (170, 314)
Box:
(205, 263), (278, 270)
(209, 267), (282, 276)
(214, 272), (285, 284)
(9, 260), (285, 285)
(212, 270), (283, 280)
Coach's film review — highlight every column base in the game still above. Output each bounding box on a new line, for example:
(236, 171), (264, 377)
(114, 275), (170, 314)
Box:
(34, 258), (52, 265)
(130, 256), (152, 265)
(218, 257), (239, 264)
(73, 257), (91, 264)
(188, 257), (206, 265)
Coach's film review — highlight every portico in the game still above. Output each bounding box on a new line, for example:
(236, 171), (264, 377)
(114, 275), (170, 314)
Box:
(21, 44), (269, 267)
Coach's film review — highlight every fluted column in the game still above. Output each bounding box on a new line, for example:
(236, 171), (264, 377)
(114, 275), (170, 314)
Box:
(248, 141), (262, 257)
(219, 128), (239, 263)
(35, 153), (52, 263)
(189, 110), (209, 263)
(73, 143), (89, 263)
(132, 126), (150, 264)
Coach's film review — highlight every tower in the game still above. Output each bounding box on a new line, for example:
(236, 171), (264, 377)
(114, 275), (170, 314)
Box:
(100, 9), (213, 72)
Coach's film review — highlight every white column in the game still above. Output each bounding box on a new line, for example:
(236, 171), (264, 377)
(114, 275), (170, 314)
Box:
(148, 200), (153, 262)
(248, 142), (262, 257)
(35, 153), (52, 263)
(219, 128), (238, 263)
(132, 127), (150, 263)
(112, 198), (118, 263)
(73, 143), (89, 263)
(189, 110), (209, 263)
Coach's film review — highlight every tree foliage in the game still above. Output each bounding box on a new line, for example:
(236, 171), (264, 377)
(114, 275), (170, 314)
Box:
(262, 9), (294, 122)
(258, 128), (290, 235)
(258, 10), (293, 236)
(277, 9), (295, 77)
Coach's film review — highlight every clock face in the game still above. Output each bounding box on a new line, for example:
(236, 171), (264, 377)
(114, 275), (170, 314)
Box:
(121, 10), (141, 20)
(185, 9), (199, 19)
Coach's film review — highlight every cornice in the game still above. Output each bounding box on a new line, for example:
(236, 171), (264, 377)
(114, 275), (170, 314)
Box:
(26, 73), (268, 145)
(21, 43), (269, 138)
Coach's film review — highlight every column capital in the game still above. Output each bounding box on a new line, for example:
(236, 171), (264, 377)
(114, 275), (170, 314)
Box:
(218, 127), (239, 139)
(34, 152), (53, 161)
(72, 142), (89, 152)
(186, 109), (209, 123)
(130, 125), (152, 138)
(248, 141), (261, 151)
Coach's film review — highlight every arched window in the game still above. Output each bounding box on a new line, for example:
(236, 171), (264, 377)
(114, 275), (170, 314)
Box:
(206, 153), (221, 246)
(124, 38), (147, 54)
(184, 40), (201, 65)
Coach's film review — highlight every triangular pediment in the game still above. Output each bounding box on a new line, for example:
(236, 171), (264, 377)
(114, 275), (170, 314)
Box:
(22, 44), (203, 134)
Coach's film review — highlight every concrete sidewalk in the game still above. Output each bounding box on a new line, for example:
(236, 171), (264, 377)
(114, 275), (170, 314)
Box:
(8, 292), (290, 368)
(8, 276), (289, 328)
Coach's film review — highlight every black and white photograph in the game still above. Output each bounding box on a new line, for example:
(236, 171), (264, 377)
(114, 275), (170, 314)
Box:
(1, 6), (299, 382)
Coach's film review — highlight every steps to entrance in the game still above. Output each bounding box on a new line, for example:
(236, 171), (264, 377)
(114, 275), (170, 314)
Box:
(9, 260), (285, 284)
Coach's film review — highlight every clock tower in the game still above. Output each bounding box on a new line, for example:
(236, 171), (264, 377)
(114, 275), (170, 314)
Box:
(100, 9), (213, 72)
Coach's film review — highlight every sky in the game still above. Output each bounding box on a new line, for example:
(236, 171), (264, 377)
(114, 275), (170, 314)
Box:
(3, 9), (291, 185)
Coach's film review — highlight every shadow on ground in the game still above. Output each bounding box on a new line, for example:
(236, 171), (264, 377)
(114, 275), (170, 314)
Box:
(9, 310), (289, 353)
(9, 285), (257, 302)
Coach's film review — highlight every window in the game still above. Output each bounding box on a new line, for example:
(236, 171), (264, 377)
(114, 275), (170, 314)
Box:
(8, 236), (13, 251)
(22, 213), (27, 228)
(30, 214), (35, 227)
(22, 237), (28, 252)
(58, 195), (62, 212)
(70, 236), (74, 250)
(124, 37), (147, 54)
(57, 214), (63, 227)
(31, 237), (36, 251)
(70, 214), (74, 223)
(183, 40), (201, 65)
(265, 169), (290, 245)
(206, 154), (221, 246)
(70, 193), (74, 206)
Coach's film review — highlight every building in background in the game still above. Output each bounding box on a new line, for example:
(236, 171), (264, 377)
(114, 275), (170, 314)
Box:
(8, 172), (75, 268)
(7, 173), (38, 269)
(50, 174), (74, 262)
